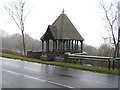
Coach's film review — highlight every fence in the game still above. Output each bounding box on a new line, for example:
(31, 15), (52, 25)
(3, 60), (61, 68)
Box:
(68, 54), (120, 70)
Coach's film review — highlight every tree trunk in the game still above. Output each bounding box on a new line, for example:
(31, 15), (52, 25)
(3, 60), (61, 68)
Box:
(117, 28), (120, 57)
(114, 45), (118, 58)
(116, 44), (119, 57)
(22, 31), (26, 57)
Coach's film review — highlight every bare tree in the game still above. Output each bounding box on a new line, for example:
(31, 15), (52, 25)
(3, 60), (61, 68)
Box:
(3, 0), (30, 56)
(99, 44), (113, 57)
(99, 0), (119, 57)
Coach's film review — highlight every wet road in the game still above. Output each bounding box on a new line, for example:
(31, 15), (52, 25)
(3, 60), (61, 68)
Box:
(0, 57), (119, 89)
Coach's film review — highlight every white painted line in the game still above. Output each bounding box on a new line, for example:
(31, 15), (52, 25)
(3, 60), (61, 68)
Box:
(24, 67), (41, 72)
(3, 63), (21, 68)
(2, 69), (77, 89)
(2, 63), (41, 72)
(3, 69), (19, 75)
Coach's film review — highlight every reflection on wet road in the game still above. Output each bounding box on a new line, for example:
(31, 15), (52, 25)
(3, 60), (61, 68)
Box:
(0, 57), (119, 89)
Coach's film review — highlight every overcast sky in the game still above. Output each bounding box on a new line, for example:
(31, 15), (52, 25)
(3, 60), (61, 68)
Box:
(0, 0), (111, 47)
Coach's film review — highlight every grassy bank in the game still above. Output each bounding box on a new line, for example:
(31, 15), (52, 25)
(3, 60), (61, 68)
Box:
(0, 53), (119, 75)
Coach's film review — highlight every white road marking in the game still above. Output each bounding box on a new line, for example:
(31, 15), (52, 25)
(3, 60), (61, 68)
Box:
(2, 69), (77, 89)
(24, 67), (41, 72)
(2, 62), (41, 72)
(3, 69), (19, 75)
(3, 62), (21, 68)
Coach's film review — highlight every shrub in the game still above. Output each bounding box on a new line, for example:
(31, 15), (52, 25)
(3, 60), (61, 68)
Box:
(47, 54), (55, 61)
(55, 56), (64, 62)
(40, 56), (49, 61)
(27, 51), (42, 59)
(1, 48), (24, 56)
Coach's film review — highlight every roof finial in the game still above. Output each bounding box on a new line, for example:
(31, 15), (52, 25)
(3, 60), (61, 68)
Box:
(62, 8), (64, 14)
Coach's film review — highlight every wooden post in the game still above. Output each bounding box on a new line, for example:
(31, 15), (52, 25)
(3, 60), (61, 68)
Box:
(108, 58), (111, 70)
(46, 40), (47, 52)
(72, 40), (73, 50)
(46, 40), (49, 52)
(68, 40), (70, 50)
(112, 60), (115, 70)
(53, 40), (55, 51)
(63, 40), (65, 50)
(58, 40), (60, 50)
(60, 40), (62, 51)
(55, 40), (57, 51)
(58, 40), (62, 51)
(66, 40), (68, 51)
(78, 40), (80, 50)
(75, 40), (76, 50)
(77, 40), (78, 50)
(80, 40), (83, 53)
(42, 40), (44, 52)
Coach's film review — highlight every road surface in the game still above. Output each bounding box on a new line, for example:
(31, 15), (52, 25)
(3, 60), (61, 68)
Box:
(0, 57), (119, 89)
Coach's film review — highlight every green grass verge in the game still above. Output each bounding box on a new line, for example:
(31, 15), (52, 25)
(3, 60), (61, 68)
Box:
(0, 53), (119, 74)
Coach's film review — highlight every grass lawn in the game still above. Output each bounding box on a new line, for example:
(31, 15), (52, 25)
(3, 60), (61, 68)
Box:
(0, 53), (119, 75)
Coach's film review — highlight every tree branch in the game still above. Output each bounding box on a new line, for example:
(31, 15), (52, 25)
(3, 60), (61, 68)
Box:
(10, 14), (21, 30)
(99, 0), (118, 57)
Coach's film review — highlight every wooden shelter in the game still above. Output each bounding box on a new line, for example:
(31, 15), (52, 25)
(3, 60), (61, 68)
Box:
(41, 12), (84, 55)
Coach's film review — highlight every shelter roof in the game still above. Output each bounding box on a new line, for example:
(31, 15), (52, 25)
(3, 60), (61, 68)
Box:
(41, 14), (84, 41)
